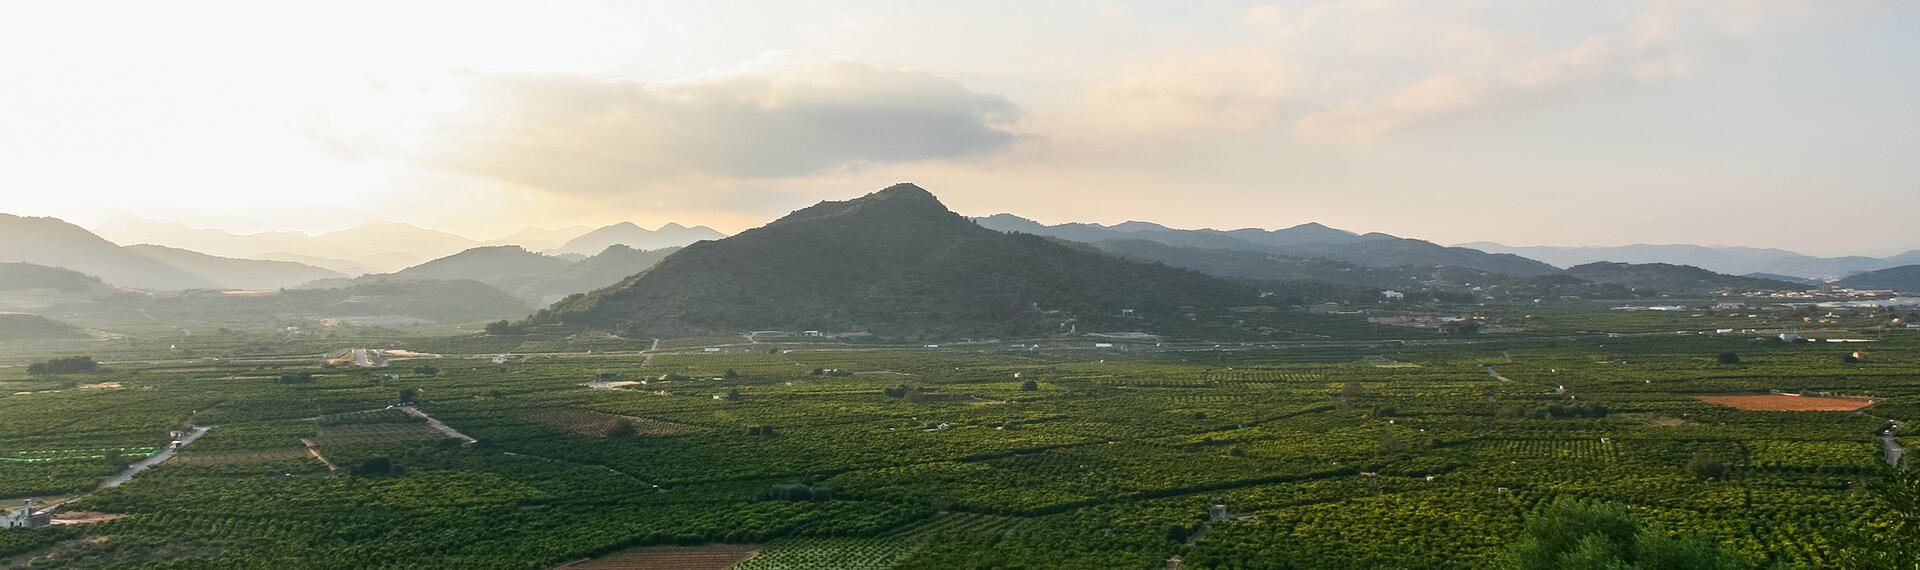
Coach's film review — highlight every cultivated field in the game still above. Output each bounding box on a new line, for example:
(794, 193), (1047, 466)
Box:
(1694, 394), (1876, 412)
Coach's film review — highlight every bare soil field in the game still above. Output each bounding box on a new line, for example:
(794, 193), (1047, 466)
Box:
(558, 544), (758, 570)
(1693, 394), (1875, 412)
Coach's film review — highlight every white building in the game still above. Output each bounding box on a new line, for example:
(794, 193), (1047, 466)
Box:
(2, 499), (50, 529)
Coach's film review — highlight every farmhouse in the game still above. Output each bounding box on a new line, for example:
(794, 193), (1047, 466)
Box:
(2, 499), (50, 529)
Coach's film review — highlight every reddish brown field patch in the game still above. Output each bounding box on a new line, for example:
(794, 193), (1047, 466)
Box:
(522, 408), (690, 437)
(558, 544), (757, 570)
(1694, 394), (1874, 412)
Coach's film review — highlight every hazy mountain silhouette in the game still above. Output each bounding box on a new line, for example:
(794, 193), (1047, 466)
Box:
(1460, 242), (1902, 280)
(0, 213), (218, 290)
(482, 225), (595, 251)
(124, 244), (344, 290)
(978, 214), (1555, 276)
(308, 244), (681, 307)
(532, 184), (1254, 337)
(548, 222), (727, 256)
(94, 217), (485, 273)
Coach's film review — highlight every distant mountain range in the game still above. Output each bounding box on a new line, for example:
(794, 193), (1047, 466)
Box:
(976, 214), (1559, 277)
(548, 222), (727, 256)
(305, 244), (680, 307)
(93, 217), (727, 274)
(532, 184), (1254, 338)
(1458, 242), (1920, 281)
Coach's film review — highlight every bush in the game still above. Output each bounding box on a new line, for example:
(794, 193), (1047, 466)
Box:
(1716, 352), (1740, 364)
(1687, 452), (1726, 480)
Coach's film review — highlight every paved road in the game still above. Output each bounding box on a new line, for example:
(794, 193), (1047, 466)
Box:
(103, 426), (208, 488)
(1886, 421), (1906, 467)
(403, 407), (476, 445)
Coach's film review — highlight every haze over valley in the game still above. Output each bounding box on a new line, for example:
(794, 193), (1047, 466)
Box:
(2, 3), (1916, 569)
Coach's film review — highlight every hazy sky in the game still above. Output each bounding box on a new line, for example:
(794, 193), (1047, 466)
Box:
(2, 1), (1915, 256)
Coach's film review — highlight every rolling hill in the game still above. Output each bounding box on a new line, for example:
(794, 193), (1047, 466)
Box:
(532, 184), (1256, 338)
(0, 262), (105, 293)
(1836, 265), (1920, 293)
(124, 244), (344, 290)
(0, 312), (89, 341)
(1562, 262), (1804, 293)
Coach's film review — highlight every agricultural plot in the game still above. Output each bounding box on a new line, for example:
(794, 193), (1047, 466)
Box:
(1695, 394), (1876, 412)
(0, 306), (1915, 569)
(522, 407), (691, 437)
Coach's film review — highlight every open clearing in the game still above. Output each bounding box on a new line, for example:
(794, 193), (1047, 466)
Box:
(557, 544), (757, 570)
(1693, 394), (1875, 412)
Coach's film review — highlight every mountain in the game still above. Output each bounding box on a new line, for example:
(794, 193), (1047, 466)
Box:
(124, 244), (343, 290)
(1459, 242), (1897, 280)
(1562, 262), (1804, 293)
(516, 245), (680, 308)
(0, 214), (217, 290)
(307, 245), (679, 308)
(976, 214), (1556, 276)
(139, 280), (529, 325)
(532, 184), (1255, 338)
(94, 217), (484, 273)
(253, 252), (381, 276)
(1836, 265), (1920, 293)
(94, 217), (319, 260)
(378, 246), (571, 289)
(305, 221), (480, 270)
(1885, 250), (1920, 266)
(482, 226), (594, 251)
(548, 222), (727, 256)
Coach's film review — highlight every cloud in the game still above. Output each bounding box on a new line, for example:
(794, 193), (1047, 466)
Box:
(1081, 1), (1876, 142)
(1287, 0), (1863, 142)
(346, 56), (1021, 195)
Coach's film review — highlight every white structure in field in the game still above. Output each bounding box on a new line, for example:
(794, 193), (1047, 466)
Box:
(2, 499), (50, 529)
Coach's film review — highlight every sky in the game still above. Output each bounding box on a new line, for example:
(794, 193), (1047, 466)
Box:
(1, 1), (1916, 257)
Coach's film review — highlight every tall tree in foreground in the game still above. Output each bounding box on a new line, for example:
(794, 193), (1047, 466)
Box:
(1836, 466), (1920, 570)
(1508, 500), (1747, 570)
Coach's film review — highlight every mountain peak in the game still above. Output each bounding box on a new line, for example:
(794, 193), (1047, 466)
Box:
(875, 182), (934, 199)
